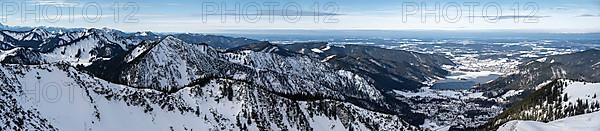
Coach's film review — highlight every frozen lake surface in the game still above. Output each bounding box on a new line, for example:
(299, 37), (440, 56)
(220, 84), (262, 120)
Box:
(432, 71), (501, 90)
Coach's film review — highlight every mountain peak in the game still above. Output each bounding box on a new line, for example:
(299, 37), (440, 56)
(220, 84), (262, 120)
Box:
(85, 28), (123, 35)
(134, 31), (153, 37)
(226, 41), (300, 57)
(155, 35), (187, 48)
(121, 34), (219, 92)
(18, 27), (53, 41)
(161, 35), (180, 42)
(30, 27), (48, 33)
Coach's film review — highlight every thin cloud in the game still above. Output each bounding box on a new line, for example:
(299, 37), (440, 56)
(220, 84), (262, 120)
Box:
(577, 14), (600, 17)
(194, 10), (344, 16)
(26, 0), (81, 7)
(550, 7), (569, 10)
(166, 3), (181, 6)
(469, 15), (551, 20)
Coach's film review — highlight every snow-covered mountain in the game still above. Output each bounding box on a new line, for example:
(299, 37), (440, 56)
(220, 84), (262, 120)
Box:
(482, 79), (600, 130)
(0, 27), (465, 130)
(119, 36), (426, 124)
(0, 28), (130, 66)
(2, 26), (600, 130)
(172, 33), (261, 49)
(479, 49), (600, 98)
(0, 47), (44, 65)
(252, 42), (455, 91)
(0, 28), (260, 67)
(0, 64), (420, 130)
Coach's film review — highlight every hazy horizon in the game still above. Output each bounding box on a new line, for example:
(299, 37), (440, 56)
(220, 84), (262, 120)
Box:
(0, 0), (598, 33)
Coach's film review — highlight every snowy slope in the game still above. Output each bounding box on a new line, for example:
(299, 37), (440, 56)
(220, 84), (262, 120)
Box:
(0, 47), (44, 64)
(0, 48), (21, 61)
(561, 80), (600, 104)
(0, 64), (419, 130)
(498, 111), (600, 131)
(485, 79), (600, 130)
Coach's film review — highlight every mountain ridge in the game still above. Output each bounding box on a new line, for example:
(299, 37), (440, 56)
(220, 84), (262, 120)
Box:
(0, 27), (485, 130)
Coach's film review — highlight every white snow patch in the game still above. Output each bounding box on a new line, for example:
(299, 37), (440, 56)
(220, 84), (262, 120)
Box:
(535, 80), (555, 90)
(498, 111), (600, 131)
(320, 45), (331, 51)
(125, 44), (152, 63)
(311, 48), (323, 53)
(138, 32), (148, 36)
(501, 90), (524, 99)
(520, 54), (540, 58)
(368, 59), (383, 67)
(0, 48), (21, 61)
(593, 62), (600, 67)
(561, 80), (600, 104)
(320, 55), (336, 62)
(298, 48), (305, 54)
(535, 57), (547, 62)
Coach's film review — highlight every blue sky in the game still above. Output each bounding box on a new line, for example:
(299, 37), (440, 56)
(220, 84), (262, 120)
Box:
(1, 0), (600, 33)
